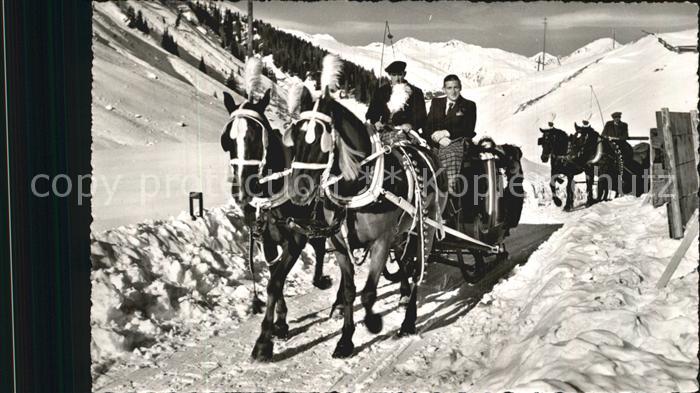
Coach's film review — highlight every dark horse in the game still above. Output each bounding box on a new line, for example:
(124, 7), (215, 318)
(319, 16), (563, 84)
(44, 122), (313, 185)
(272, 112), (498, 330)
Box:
(538, 126), (596, 210)
(282, 83), (448, 358)
(567, 124), (650, 200)
(218, 89), (332, 362)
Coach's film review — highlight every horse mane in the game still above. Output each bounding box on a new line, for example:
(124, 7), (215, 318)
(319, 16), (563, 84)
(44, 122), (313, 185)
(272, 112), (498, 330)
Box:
(327, 99), (368, 181)
(336, 136), (363, 181)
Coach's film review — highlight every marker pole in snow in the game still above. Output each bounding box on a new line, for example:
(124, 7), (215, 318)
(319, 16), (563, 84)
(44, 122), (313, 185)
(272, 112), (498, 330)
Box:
(248, 230), (265, 314)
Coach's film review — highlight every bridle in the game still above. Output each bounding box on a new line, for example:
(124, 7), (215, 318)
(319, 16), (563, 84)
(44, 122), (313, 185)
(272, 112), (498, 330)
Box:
(225, 105), (269, 175)
(224, 104), (288, 209)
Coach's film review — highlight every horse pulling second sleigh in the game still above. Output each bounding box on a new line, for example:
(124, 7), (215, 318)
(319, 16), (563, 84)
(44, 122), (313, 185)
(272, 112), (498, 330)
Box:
(220, 56), (524, 361)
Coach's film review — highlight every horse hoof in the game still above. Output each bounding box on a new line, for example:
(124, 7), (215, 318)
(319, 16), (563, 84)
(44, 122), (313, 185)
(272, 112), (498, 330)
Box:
(251, 339), (273, 362)
(397, 325), (416, 337)
(553, 196), (562, 207)
(313, 275), (333, 290)
(364, 313), (383, 334)
(332, 340), (354, 358)
(329, 304), (345, 318)
(563, 204), (573, 212)
(272, 322), (289, 339)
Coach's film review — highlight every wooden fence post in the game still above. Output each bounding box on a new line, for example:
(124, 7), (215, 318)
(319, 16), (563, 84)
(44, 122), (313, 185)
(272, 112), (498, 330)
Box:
(661, 108), (684, 238)
(657, 209), (699, 289)
(690, 110), (699, 172)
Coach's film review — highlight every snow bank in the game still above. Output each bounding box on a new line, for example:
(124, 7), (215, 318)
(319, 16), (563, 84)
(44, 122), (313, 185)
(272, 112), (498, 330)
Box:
(90, 204), (323, 380)
(425, 197), (698, 391)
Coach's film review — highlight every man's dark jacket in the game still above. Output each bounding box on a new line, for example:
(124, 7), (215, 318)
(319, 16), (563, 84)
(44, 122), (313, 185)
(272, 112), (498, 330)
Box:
(424, 95), (477, 148)
(602, 120), (629, 139)
(365, 82), (426, 131)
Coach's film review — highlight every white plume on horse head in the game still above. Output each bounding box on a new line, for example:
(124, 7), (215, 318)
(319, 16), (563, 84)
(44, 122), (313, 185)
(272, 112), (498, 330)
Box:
(548, 112), (557, 122)
(244, 57), (263, 100)
(321, 54), (342, 93)
(287, 81), (306, 119)
(387, 83), (412, 114)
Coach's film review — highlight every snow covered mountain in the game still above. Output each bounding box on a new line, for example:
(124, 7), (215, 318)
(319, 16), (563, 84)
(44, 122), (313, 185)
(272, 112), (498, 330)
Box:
(529, 51), (560, 69)
(282, 29), (536, 91)
(471, 29), (697, 160)
(285, 27), (697, 160)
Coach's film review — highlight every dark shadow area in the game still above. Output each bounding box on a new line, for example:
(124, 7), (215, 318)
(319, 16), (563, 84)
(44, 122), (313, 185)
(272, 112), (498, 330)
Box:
(273, 306), (399, 361)
(417, 224), (562, 334)
(274, 224), (561, 360)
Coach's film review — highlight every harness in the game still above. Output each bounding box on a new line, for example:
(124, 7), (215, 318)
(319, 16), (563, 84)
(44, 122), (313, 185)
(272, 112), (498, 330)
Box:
(225, 104), (289, 210)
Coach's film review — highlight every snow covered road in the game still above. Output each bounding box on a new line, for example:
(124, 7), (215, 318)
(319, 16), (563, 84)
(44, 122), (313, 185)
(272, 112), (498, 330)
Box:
(94, 224), (561, 392)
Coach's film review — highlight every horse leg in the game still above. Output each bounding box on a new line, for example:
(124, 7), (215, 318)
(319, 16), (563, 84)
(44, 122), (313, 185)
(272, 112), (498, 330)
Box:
(361, 236), (392, 334)
(329, 275), (345, 318)
(398, 273), (411, 307)
(251, 242), (300, 361)
(331, 237), (356, 358)
(309, 237), (332, 290)
(398, 220), (439, 336)
(272, 235), (309, 339)
(397, 280), (419, 337)
(585, 169), (596, 206)
(564, 175), (574, 211)
(550, 176), (562, 207)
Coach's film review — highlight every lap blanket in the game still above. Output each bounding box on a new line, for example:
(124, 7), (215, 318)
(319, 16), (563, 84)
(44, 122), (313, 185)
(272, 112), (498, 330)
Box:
(437, 140), (464, 193)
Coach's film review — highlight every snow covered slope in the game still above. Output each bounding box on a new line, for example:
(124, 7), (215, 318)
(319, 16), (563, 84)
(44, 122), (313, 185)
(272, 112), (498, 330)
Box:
(90, 204), (324, 384)
(91, 1), (293, 231)
(562, 37), (620, 64)
(471, 29), (697, 160)
(378, 196), (698, 392)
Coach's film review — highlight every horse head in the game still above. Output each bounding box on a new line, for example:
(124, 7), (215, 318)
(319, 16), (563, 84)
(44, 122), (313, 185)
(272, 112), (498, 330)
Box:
(219, 88), (278, 207)
(567, 123), (600, 165)
(283, 55), (369, 205)
(283, 85), (368, 205)
(538, 127), (568, 163)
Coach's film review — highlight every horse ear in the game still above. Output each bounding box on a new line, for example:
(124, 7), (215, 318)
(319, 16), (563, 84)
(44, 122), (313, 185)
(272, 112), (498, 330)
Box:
(323, 85), (330, 99)
(258, 88), (271, 110)
(224, 91), (237, 114)
(539, 128), (545, 132)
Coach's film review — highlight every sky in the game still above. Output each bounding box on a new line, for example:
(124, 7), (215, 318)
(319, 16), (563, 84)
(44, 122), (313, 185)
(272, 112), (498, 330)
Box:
(228, 1), (698, 56)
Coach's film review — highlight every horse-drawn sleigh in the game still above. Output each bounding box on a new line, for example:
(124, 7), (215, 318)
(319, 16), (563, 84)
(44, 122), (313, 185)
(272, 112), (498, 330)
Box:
(220, 56), (523, 361)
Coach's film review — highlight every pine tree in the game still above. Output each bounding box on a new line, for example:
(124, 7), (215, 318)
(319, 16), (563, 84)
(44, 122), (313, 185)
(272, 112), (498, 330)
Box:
(198, 56), (207, 74)
(161, 29), (179, 56)
(126, 6), (136, 28)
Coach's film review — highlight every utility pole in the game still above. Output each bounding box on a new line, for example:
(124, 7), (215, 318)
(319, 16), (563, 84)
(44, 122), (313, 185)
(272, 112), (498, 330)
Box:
(379, 21), (395, 77)
(612, 28), (616, 49)
(539, 17), (547, 71)
(247, 0), (254, 57)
